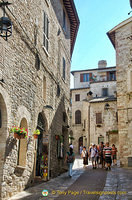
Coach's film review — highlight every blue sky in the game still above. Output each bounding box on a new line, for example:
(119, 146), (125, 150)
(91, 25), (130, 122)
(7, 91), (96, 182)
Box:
(71, 0), (131, 71)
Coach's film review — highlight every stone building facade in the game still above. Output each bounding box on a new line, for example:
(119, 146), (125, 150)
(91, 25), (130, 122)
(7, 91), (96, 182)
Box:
(107, 17), (132, 166)
(0, 0), (79, 199)
(71, 61), (118, 154)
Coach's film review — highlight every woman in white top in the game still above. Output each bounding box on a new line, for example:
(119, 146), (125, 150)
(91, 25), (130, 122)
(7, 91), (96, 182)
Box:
(81, 146), (88, 167)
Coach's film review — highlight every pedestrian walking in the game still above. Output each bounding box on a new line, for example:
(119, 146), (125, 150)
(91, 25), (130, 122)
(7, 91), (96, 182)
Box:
(88, 144), (92, 161)
(89, 144), (97, 169)
(65, 145), (75, 177)
(99, 142), (105, 168)
(81, 146), (88, 167)
(103, 142), (112, 170)
(112, 144), (117, 165)
(96, 145), (100, 168)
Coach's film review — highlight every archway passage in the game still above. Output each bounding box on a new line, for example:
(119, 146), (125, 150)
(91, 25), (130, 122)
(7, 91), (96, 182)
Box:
(78, 136), (83, 154)
(0, 93), (7, 197)
(36, 113), (48, 177)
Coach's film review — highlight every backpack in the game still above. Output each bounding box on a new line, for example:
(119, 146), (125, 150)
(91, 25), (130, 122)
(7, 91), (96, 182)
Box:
(67, 152), (74, 163)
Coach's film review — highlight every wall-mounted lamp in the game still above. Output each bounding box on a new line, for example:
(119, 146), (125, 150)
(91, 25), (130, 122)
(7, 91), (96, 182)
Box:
(0, 1), (12, 41)
(128, 0), (132, 14)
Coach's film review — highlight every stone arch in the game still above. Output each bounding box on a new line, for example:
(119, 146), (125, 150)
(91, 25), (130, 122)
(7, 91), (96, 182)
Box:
(17, 106), (31, 129)
(0, 92), (8, 197)
(69, 130), (73, 144)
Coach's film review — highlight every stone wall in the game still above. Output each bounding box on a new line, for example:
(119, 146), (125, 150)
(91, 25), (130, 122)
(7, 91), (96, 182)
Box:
(71, 88), (90, 153)
(90, 81), (116, 97)
(114, 19), (132, 166)
(89, 101), (118, 146)
(0, 0), (71, 199)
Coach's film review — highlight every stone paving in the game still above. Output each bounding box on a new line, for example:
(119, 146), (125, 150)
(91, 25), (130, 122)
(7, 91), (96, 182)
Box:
(9, 158), (132, 200)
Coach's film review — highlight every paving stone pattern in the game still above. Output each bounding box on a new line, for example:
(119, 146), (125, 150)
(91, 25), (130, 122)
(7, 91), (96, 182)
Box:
(9, 158), (132, 200)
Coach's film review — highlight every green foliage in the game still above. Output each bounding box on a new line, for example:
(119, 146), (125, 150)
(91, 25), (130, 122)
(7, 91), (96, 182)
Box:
(33, 129), (40, 135)
(9, 126), (28, 137)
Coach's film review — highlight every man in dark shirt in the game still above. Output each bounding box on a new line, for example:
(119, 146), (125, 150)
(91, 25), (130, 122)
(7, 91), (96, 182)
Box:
(103, 142), (112, 170)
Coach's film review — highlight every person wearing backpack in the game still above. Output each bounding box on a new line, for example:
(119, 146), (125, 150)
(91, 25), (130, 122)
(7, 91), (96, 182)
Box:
(65, 145), (75, 177)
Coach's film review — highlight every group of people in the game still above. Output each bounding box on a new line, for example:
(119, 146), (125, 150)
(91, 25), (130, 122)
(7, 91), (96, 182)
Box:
(80, 142), (117, 170)
(65, 142), (117, 178)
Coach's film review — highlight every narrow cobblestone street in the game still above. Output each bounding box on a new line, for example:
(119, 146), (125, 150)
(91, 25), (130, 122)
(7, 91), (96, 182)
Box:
(9, 156), (132, 200)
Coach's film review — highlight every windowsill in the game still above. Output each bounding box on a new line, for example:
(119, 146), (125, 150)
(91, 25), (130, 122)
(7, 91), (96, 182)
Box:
(42, 46), (49, 57)
(16, 165), (26, 170)
(73, 124), (82, 126)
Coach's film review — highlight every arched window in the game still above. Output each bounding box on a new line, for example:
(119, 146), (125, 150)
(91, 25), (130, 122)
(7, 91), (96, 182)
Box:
(75, 110), (81, 124)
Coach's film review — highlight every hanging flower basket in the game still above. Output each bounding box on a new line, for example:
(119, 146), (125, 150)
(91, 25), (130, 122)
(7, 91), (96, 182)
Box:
(33, 129), (40, 139)
(14, 132), (21, 139)
(9, 126), (28, 139)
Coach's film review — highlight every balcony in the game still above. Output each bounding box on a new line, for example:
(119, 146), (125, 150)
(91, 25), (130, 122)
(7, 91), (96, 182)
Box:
(90, 75), (116, 83)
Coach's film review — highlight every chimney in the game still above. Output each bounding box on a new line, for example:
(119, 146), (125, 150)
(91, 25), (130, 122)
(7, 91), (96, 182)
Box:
(98, 60), (107, 69)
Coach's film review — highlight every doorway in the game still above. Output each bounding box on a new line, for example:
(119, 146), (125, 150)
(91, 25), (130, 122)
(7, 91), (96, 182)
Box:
(78, 136), (83, 153)
(98, 136), (104, 145)
(36, 113), (46, 176)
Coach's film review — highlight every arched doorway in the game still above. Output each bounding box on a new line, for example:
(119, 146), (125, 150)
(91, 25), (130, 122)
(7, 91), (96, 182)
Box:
(0, 93), (7, 196)
(78, 136), (83, 153)
(36, 112), (48, 177)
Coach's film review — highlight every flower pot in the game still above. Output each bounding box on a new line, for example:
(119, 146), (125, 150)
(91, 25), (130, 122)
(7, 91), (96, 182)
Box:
(20, 134), (26, 139)
(55, 135), (59, 140)
(14, 133), (21, 139)
(33, 134), (38, 139)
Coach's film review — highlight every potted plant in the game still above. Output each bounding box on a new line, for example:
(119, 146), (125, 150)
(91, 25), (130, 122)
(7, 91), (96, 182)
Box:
(33, 129), (40, 139)
(55, 135), (59, 140)
(9, 126), (28, 139)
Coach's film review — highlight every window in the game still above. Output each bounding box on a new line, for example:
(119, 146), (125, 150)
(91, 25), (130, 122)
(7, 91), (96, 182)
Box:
(75, 94), (80, 101)
(75, 110), (81, 124)
(80, 73), (92, 82)
(35, 53), (40, 71)
(107, 71), (116, 81)
(63, 112), (67, 122)
(63, 57), (66, 80)
(96, 113), (102, 124)
(116, 112), (118, 122)
(57, 84), (60, 97)
(102, 88), (108, 97)
(43, 76), (46, 100)
(43, 11), (49, 52)
(63, 9), (66, 31)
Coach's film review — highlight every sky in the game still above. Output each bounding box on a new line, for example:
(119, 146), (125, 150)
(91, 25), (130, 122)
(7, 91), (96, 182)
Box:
(70, 0), (131, 87)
